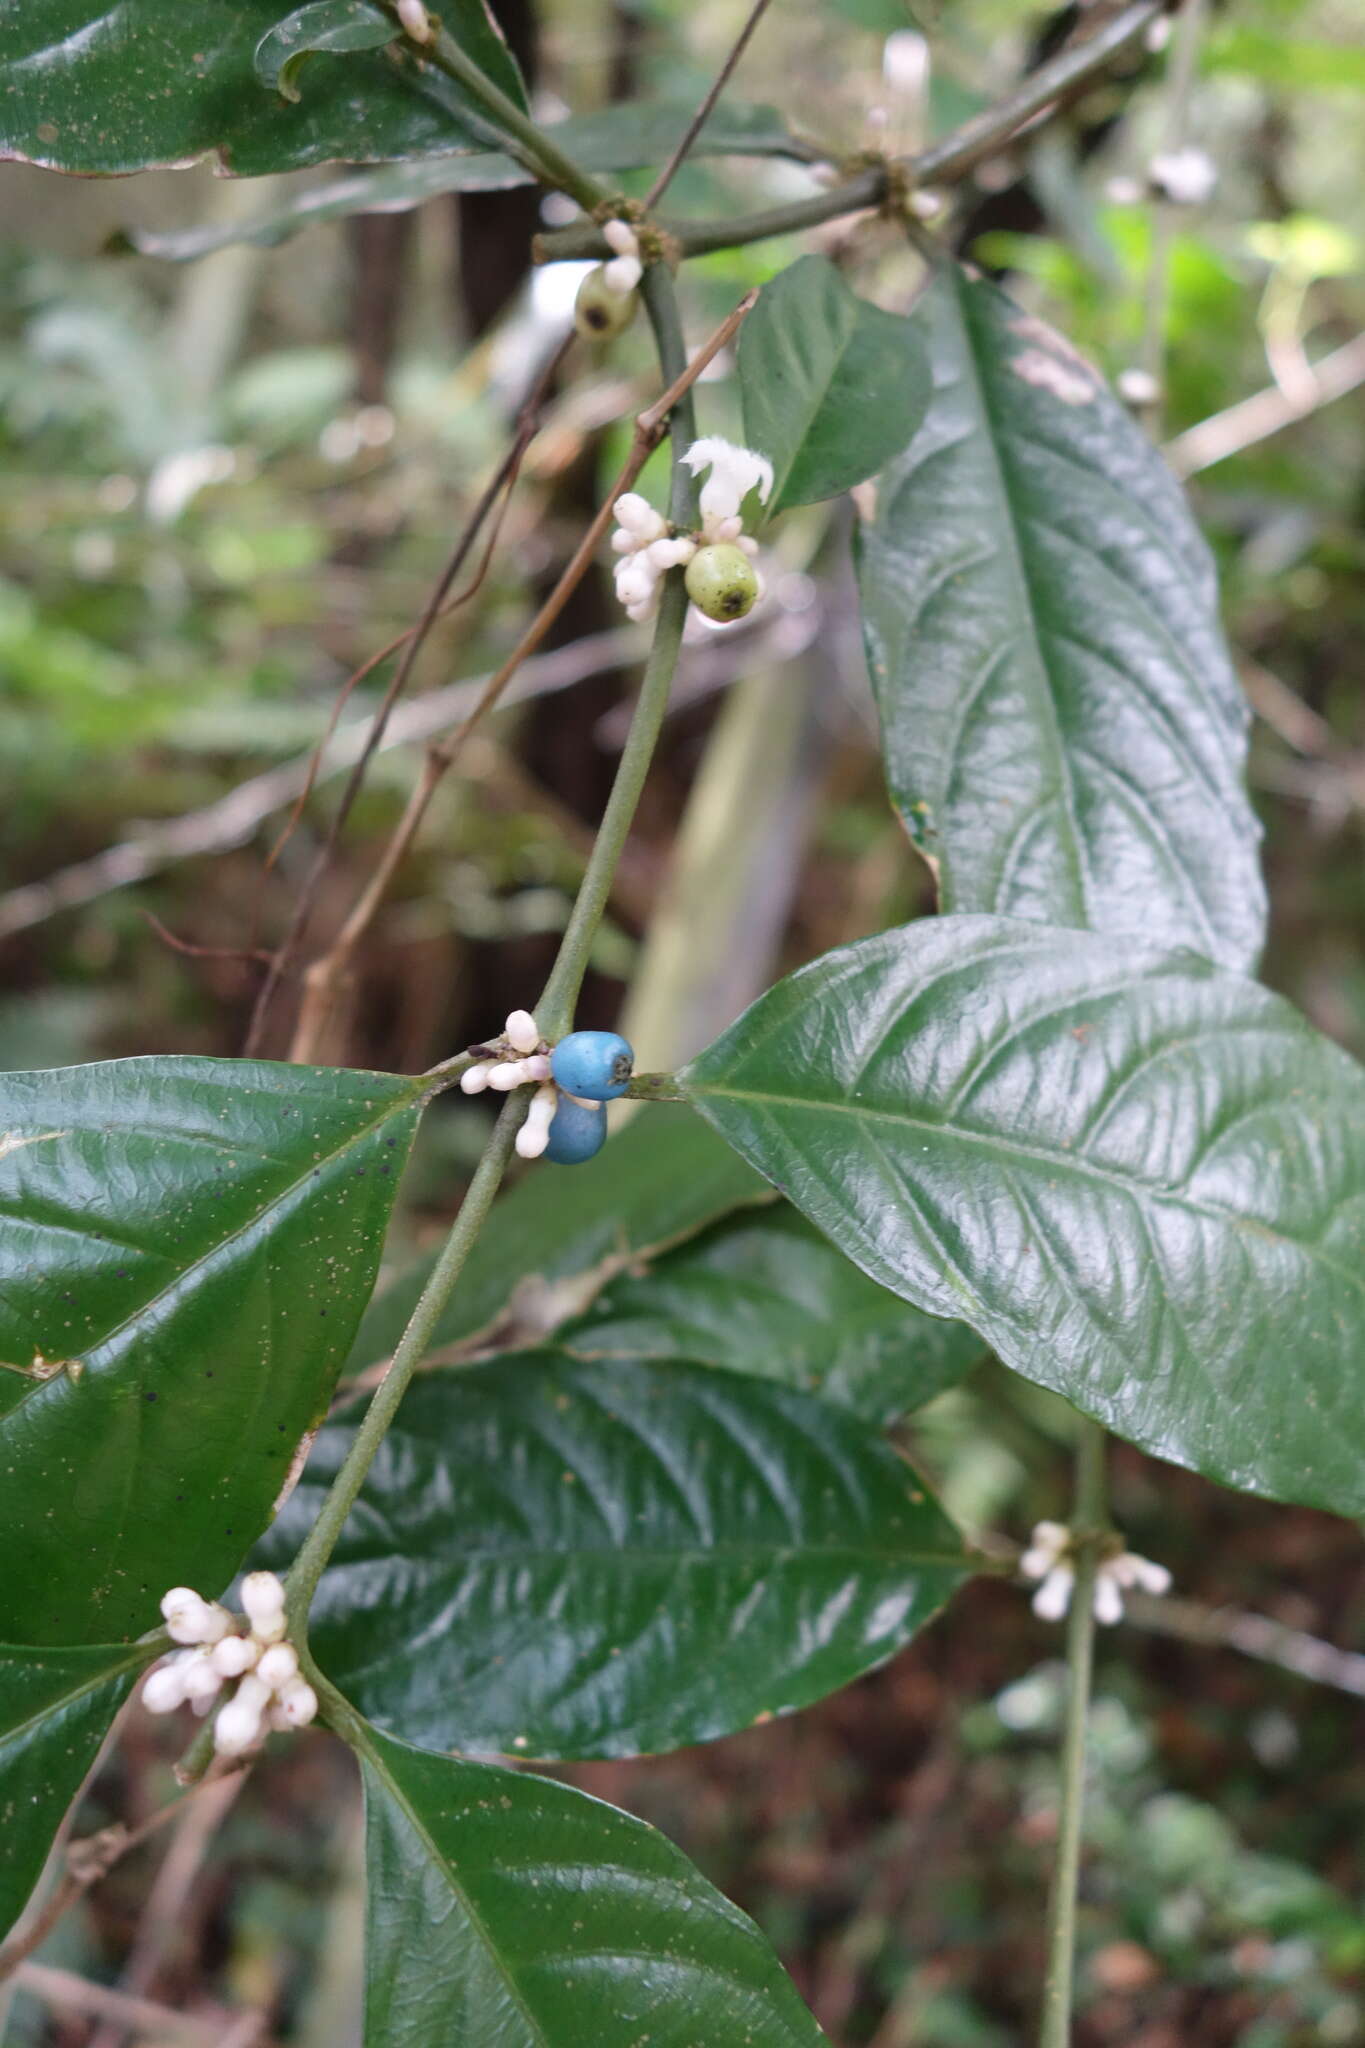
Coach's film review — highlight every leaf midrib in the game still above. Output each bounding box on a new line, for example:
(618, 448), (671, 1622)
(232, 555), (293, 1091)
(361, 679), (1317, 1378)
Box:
(1, 1644), (149, 1751)
(690, 1080), (1365, 1303)
(5, 1078), (421, 1418)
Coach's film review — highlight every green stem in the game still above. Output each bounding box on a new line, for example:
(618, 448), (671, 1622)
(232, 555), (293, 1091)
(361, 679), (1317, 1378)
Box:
(396, 8), (607, 211)
(283, 271), (698, 1631)
(1038, 1418), (1108, 2048)
(538, 0), (1161, 262)
(535, 267), (699, 1040)
(283, 1096), (526, 1638)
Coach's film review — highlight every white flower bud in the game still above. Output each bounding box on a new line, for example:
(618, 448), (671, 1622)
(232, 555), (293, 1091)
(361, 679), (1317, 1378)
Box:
(460, 1060), (495, 1094)
(210, 1634), (260, 1679)
(256, 1643), (300, 1690)
(181, 1651), (224, 1711)
(602, 253), (643, 297)
(486, 1060), (528, 1091)
(736, 534), (760, 558)
(213, 1693), (264, 1755)
(645, 535), (696, 571)
(610, 527), (638, 555)
(161, 1586), (213, 1644)
(1117, 367), (1161, 407)
(1092, 1572), (1125, 1626)
(515, 1082), (559, 1160)
(197, 1603), (232, 1645)
(252, 1609), (288, 1645)
(612, 493), (665, 540)
(520, 1053), (552, 1082)
(711, 513), (743, 544)
(1031, 1566), (1075, 1622)
(240, 1572), (286, 1629)
(396, 0), (433, 42)
(276, 1677), (319, 1728)
(142, 1662), (190, 1714)
(603, 218), (639, 258)
(625, 595), (659, 624)
(504, 1010), (539, 1055)
(1149, 145), (1217, 206)
(614, 558), (656, 609)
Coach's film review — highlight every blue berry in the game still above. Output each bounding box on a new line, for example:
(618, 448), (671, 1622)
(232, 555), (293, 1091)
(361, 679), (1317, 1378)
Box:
(550, 1029), (634, 1102)
(544, 1094), (608, 1166)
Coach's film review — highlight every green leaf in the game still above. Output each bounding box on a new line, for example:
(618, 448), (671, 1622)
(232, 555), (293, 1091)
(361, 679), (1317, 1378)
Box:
(0, 1057), (421, 1644)
(561, 1203), (983, 1420)
(126, 98), (811, 262)
(856, 264), (1266, 972)
(1, 1640), (151, 1939)
(0, 1), (527, 176)
(344, 1104), (769, 1379)
(262, 1352), (969, 1758)
(254, 1), (394, 105)
(740, 255), (931, 515)
(360, 1724), (831, 2045)
(681, 914), (1365, 1517)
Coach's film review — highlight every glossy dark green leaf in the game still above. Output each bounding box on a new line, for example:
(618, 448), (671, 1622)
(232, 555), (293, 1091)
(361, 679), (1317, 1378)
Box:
(361, 1725), (830, 2045)
(0, 1), (527, 176)
(345, 1104), (769, 1379)
(561, 1203), (983, 1421)
(1, 1641), (151, 1939)
(0, 1057), (421, 1644)
(127, 98), (810, 262)
(255, 1), (394, 104)
(682, 914), (1365, 1516)
(739, 254), (931, 515)
(857, 264), (1265, 972)
(263, 1352), (968, 1757)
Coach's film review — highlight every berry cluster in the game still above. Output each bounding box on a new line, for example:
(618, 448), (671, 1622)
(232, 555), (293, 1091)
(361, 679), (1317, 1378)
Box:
(143, 1573), (318, 1754)
(610, 437), (771, 627)
(574, 219), (643, 340)
(460, 1012), (635, 1166)
(1019, 1522), (1172, 1626)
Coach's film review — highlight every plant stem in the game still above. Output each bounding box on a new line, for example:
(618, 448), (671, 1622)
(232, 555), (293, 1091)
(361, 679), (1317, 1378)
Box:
(282, 270), (699, 1633)
(398, 8), (606, 211)
(284, 1096), (526, 1637)
(534, 266), (698, 1040)
(1038, 1418), (1108, 2048)
(539, 0), (1162, 262)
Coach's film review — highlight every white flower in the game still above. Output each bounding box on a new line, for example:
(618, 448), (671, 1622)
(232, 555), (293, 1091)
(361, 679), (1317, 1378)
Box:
(681, 437), (774, 540)
(274, 1677), (319, 1728)
(461, 1060), (495, 1094)
(1149, 145), (1217, 207)
(603, 219), (639, 259)
(142, 1661), (191, 1715)
(613, 492), (666, 541)
(160, 1586), (216, 1645)
(210, 1634), (260, 1679)
(1018, 1520), (1171, 1626)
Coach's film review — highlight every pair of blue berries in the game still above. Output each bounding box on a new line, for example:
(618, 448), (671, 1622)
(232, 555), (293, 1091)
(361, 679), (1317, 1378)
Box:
(545, 1030), (633, 1165)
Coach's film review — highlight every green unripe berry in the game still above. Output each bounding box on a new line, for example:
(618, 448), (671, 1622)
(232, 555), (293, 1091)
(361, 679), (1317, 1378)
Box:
(574, 266), (637, 341)
(684, 542), (759, 623)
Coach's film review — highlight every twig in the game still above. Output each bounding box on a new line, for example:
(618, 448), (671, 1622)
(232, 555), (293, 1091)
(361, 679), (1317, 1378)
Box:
(1165, 332), (1365, 475)
(538, 0), (1163, 261)
(1038, 1420), (1107, 2048)
(284, 290), (756, 1062)
(0, 627), (640, 942)
(12, 1962), (245, 2046)
(88, 1769), (246, 2048)
(0, 1761), (247, 1984)
(644, 0), (776, 209)
(1126, 1591), (1365, 1700)
(245, 329), (574, 1055)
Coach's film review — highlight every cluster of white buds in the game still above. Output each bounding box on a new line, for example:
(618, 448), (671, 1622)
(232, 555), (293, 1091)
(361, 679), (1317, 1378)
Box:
(1148, 145), (1217, 208)
(461, 1008), (553, 1099)
(1019, 1521), (1172, 1626)
(610, 439), (772, 628)
(610, 494), (698, 624)
(143, 1573), (318, 1754)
